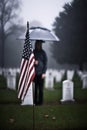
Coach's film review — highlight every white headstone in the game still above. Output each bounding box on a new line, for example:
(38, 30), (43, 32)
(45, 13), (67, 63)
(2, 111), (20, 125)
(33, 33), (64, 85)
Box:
(45, 69), (54, 89)
(7, 69), (16, 90)
(53, 70), (63, 82)
(67, 70), (74, 80)
(61, 80), (75, 102)
(77, 71), (83, 80)
(82, 74), (87, 89)
(21, 83), (34, 105)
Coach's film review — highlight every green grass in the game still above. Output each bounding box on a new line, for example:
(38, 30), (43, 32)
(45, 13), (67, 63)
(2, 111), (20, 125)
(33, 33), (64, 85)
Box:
(0, 89), (20, 104)
(0, 73), (87, 130)
(0, 104), (87, 130)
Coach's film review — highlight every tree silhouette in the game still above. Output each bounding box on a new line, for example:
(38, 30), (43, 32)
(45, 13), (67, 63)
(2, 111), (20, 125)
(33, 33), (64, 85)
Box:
(0, 0), (23, 68)
(52, 0), (87, 70)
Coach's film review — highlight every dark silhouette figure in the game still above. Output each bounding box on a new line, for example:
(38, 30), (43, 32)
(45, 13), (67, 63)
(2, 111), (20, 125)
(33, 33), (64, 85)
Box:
(33, 40), (47, 105)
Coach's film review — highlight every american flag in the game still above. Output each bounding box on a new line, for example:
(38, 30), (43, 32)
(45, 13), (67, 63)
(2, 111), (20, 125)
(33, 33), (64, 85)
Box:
(18, 22), (35, 101)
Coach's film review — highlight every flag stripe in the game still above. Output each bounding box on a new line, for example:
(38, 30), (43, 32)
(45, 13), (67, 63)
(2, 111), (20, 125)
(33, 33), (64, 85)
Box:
(18, 62), (28, 99)
(23, 67), (35, 100)
(18, 59), (28, 92)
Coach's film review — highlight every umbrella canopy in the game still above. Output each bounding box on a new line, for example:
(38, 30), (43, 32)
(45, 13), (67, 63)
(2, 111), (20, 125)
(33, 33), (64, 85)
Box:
(29, 26), (59, 42)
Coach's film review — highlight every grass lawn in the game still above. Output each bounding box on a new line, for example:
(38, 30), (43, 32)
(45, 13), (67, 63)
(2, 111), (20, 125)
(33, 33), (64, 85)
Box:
(0, 103), (87, 130)
(0, 74), (87, 130)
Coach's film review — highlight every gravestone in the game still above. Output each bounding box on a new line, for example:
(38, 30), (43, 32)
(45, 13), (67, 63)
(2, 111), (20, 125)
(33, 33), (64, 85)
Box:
(45, 70), (54, 89)
(7, 69), (16, 90)
(77, 71), (83, 80)
(61, 80), (75, 102)
(82, 74), (87, 89)
(67, 70), (74, 80)
(21, 83), (34, 105)
(53, 70), (63, 82)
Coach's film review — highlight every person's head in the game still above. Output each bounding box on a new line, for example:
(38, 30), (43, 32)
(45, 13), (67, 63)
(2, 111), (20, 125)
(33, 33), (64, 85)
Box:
(35, 40), (45, 50)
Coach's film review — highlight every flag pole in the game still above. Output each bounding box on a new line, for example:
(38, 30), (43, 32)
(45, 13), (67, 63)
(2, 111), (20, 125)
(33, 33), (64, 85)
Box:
(32, 82), (35, 130)
(28, 21), (35, 130)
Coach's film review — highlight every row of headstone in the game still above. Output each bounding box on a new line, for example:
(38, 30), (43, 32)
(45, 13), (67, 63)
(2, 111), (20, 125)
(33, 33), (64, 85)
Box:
(0, 68), (20, 90)
(45, 69), (65, 89)
(1, 68), (87, 90)
(0, 68), (87, 105)
(45, 69), (75, 102)
(77, 70), (87, 89)
(45, 69), (74, 88)
(45, 69), (87, 90)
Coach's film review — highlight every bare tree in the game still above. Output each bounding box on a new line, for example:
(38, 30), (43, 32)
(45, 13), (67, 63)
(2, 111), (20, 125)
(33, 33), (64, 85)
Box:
(0, 0), (21, 68)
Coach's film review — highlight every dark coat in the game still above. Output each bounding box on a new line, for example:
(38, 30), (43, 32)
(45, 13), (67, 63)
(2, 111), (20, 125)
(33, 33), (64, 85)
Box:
(33, 49), (47, 75)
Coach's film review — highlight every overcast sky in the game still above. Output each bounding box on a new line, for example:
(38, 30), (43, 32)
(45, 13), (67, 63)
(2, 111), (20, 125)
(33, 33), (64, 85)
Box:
(21, 0), (72, 30)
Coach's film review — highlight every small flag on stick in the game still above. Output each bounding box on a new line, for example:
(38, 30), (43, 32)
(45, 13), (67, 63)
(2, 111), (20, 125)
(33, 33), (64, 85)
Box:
(18, 22), (35, 101)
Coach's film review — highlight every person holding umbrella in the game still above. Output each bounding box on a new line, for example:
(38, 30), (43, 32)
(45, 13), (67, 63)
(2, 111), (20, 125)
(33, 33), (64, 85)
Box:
(33, 40), (47, 105)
